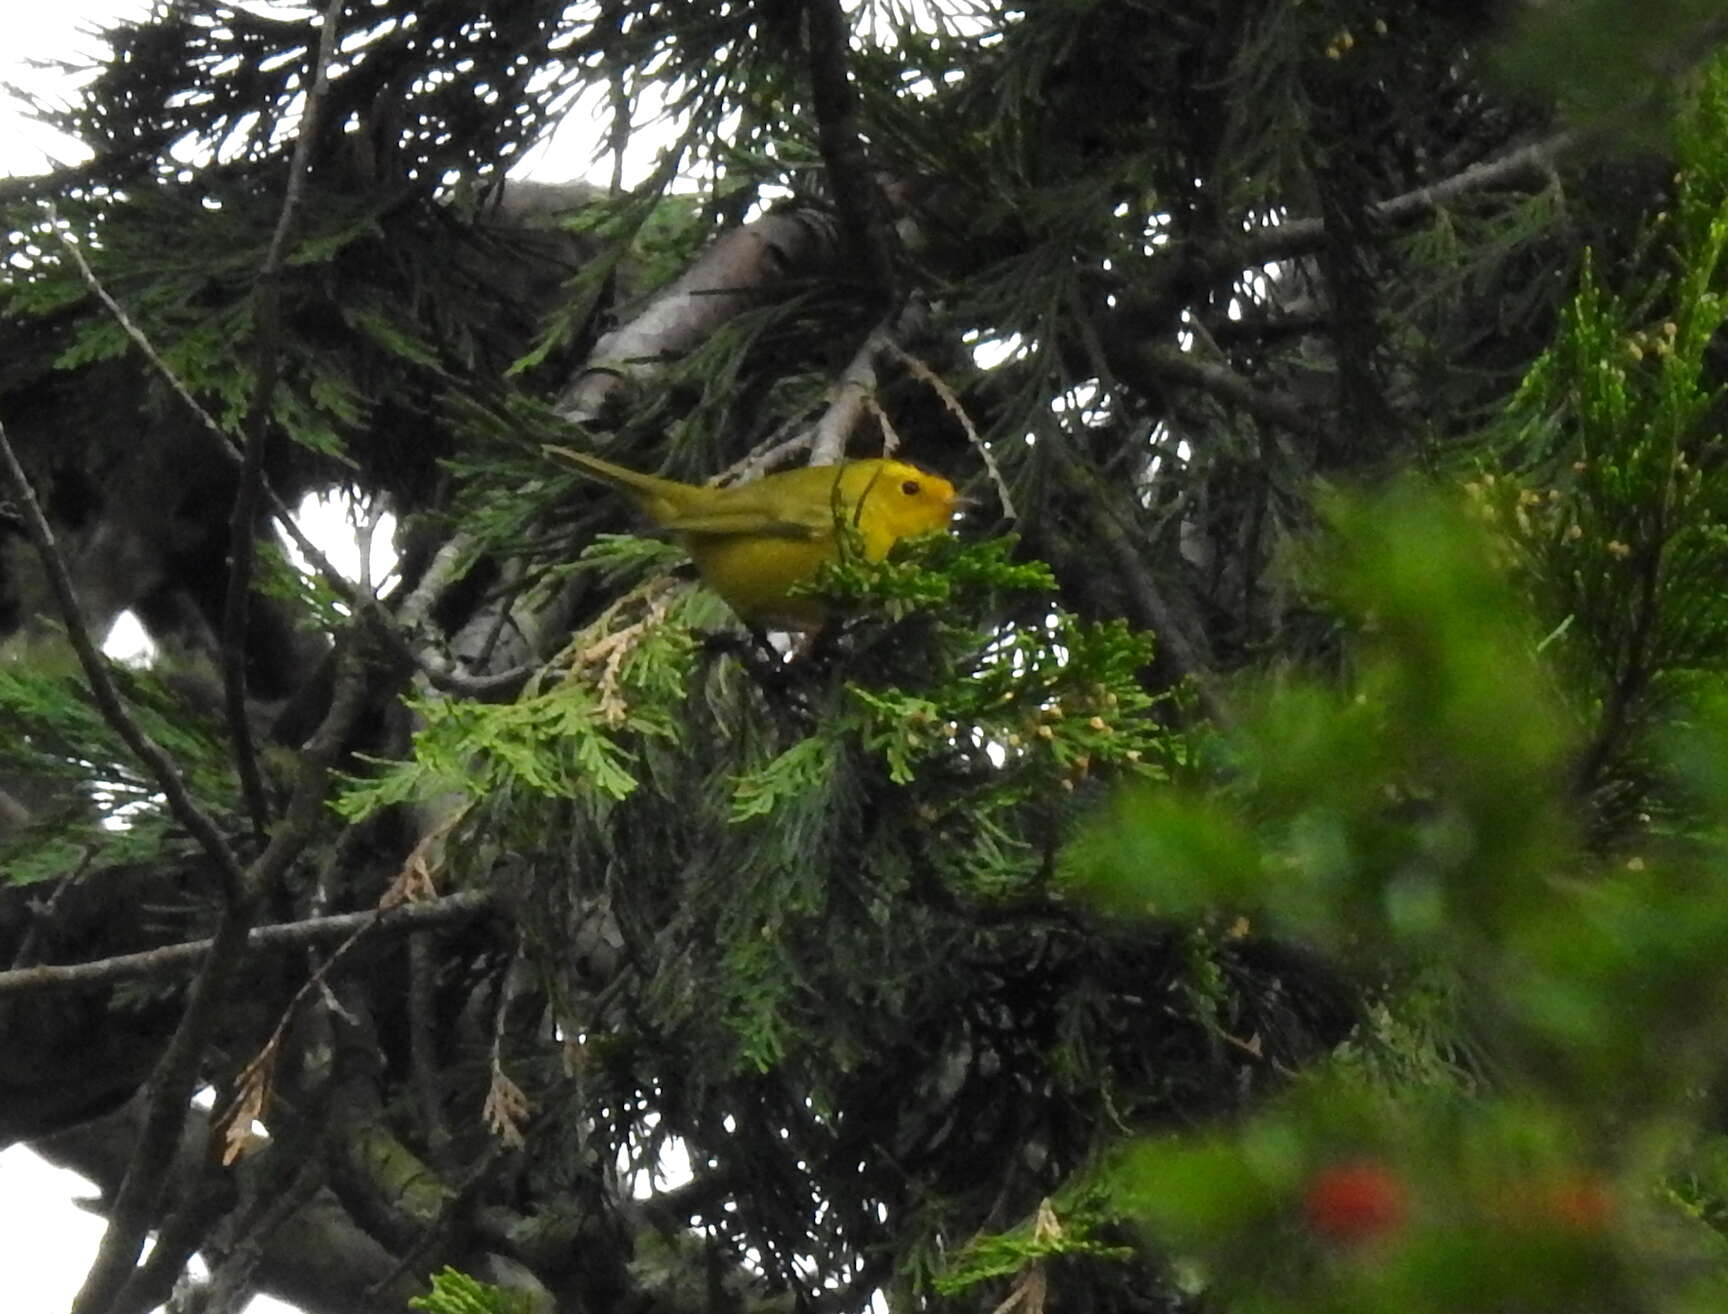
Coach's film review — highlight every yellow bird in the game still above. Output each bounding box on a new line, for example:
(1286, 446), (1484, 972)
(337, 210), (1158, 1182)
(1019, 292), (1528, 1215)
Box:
(546, 445), (962, 629)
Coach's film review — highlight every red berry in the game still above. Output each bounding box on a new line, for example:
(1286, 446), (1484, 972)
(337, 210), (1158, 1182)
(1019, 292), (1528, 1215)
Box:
(1544, 1177), (1613, 1232)
(1302, 1160), (1407, 1244)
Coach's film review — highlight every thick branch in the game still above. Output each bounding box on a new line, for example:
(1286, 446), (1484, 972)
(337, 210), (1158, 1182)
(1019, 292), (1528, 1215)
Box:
(557, 207), (834, 423)
(809, 318), (895, 466)
(37, 1102), (424, 1313)
(804, 0), (895, 296)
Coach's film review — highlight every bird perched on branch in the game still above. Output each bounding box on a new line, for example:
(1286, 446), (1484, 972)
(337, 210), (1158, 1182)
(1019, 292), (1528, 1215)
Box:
(546, 445), (962, 629)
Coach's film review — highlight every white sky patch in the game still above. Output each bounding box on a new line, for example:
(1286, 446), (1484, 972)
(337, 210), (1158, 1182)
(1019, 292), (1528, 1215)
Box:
(103, 610), (156, 665)
(0, 1147), (111, 1313)
(283, 490), (400, 600)
(967, 332), (1024, 370)
(0, 1), (152, 178)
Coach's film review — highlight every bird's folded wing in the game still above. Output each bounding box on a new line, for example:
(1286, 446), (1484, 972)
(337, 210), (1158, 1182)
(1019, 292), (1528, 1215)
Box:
(662, 507), (826, 538)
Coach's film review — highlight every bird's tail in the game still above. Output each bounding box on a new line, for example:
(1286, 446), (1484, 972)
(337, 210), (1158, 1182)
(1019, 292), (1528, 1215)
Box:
(544, 444), (689, 520)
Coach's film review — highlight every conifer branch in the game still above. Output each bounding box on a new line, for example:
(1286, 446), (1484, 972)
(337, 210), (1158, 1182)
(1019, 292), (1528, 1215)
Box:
(1573, 526), (1666, 798)
(0, 418), (248, 899)
(51, 224), (537, 701)
(46, 224), (351, 602)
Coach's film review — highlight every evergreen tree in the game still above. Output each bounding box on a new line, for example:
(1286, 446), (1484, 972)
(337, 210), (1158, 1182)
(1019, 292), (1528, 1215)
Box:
(4, 3), (1728, 1313)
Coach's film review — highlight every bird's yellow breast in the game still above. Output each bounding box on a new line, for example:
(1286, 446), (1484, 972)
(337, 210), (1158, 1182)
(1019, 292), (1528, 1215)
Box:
(683, 534), (840, 630)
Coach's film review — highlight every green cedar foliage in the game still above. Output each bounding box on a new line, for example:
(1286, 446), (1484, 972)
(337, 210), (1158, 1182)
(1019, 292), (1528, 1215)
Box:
(338, 530), (1303, 1299)
(410, 1267), (536, 1314)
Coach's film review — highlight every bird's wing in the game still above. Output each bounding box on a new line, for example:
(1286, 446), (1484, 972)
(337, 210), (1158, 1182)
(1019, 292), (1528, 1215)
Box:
(658, 475), (841, 538)
(660, 507), (826, 539)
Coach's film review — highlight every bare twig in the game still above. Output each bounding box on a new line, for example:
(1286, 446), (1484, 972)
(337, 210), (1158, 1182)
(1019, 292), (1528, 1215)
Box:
(722, 423), (818, 486)
(1045, 435), (1226, 724)
(482, 933), (531, 1149)
(883, 339), (1018, 520)
(219, 882), (402, 1165)
(0, 418), (247, 899)
(8, 848), (95, 971)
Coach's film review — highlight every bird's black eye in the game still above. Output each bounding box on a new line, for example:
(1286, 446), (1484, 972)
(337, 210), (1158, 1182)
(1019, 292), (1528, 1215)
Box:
(901, 479), (921, 496)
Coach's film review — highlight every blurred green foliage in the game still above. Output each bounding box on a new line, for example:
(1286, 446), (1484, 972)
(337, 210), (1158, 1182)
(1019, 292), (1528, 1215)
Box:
(1064, 481), (1728, 1310)
(961, 59), (1728, 1313)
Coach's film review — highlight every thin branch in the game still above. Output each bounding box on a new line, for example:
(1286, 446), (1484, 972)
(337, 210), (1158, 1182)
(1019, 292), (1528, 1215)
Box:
(53, 227), (537, 699)
(9, 848), (95, 971)
(221, 0), (346, 843)
(114, 1155), (235, 1314)
(67, 21), (354, 1294)
(216, 854), (441, 1163)
(0, 891), (495, 1000)
(1045, 435), (1226, 724)
(1237, 129), (1580, 272)
(69, 905), (254, 1314)
(803, 0), (895, 296)
(0, 418), (247, 899)
(882, 336), (1018, 520)
(723, 421), (818, 486)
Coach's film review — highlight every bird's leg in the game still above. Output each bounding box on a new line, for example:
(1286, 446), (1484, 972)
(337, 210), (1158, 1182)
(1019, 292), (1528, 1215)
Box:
(695, 626), (804, 693)
(797, 623), (844, 667)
